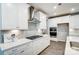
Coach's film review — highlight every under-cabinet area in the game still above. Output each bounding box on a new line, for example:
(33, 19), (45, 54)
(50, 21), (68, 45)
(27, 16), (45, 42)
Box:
(1, 3), (79, 55)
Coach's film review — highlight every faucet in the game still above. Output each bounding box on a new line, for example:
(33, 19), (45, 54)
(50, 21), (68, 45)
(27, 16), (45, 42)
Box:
(11, 34), (16, 42)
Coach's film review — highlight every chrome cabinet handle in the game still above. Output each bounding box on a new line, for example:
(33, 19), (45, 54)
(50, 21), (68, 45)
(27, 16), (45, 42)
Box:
(12, 49), (17, 52)
(20, 50), (24, 53)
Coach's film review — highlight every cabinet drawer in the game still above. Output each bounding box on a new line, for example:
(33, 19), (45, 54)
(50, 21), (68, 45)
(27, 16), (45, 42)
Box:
(4, 43), (29, 55)
(16, 42), (34, 55)
(15, 44), (29, 55)
(4, 48), (19, 55)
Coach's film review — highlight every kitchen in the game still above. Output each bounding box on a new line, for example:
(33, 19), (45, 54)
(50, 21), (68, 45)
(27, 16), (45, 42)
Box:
(0, 3), (79, 55)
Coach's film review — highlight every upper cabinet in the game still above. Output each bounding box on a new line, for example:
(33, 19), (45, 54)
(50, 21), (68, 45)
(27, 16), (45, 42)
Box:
(48, 14), (79, 29)
(70, 15), (79, 29)
(48, 18), (57, 27)
(48, 16), (70, 27)
(38, 11), (47, 29)
(18, 4), (30, 29)
(0, 3), (30, 30)
(1, 4), (19, 30)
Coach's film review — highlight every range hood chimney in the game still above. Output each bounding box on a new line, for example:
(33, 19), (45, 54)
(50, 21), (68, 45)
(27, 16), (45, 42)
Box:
(29, 6), (34, 21)
(29, 6), (40, 24)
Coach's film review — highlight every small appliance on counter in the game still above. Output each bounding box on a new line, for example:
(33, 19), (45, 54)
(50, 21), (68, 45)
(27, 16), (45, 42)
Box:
(10, 34), (16, 42)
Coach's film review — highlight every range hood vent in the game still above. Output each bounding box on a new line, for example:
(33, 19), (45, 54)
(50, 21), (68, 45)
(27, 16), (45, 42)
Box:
(29, 6), (40, 24)
(29, 18), (40, 24)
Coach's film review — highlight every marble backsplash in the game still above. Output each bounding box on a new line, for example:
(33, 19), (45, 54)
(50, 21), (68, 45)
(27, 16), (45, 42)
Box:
(69, 29), (79, 36)
(2, 30), (40, 43)
(2, 30), (25, 43)
(3, 30), (24, 39)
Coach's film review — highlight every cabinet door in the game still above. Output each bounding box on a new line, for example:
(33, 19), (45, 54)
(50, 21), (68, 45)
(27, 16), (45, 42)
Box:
(39, 12), (47, 29)
(4, 47), (19, 55)
(2, 3), (19, 30)
(18, 4), (30, 29)
(70, 15), (79, 28)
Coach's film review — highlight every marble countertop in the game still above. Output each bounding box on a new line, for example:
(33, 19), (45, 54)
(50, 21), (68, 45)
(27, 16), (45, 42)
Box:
(65, 36), (79, 55)
(0, 38), (32, 51)
(0, 35), (49, 51)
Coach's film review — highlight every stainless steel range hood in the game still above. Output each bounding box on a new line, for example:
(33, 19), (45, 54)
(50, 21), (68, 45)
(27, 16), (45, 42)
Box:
(28, 6), (40, 24)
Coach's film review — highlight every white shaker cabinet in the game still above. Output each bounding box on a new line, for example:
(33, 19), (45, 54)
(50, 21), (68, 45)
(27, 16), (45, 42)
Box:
(1, 3), (19, 30)
(0, 3), (30, 30)
(48, 16), (70, 27)
(47, 18), (57, 27)
(39, 11), (47, 29)
(18, 4), (30, 29)
(4, 36), (50, 55)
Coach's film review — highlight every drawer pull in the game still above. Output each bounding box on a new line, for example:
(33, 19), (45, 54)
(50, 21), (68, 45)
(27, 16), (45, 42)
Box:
(20, 50), (24, 53)
(12, 49), (17, 52)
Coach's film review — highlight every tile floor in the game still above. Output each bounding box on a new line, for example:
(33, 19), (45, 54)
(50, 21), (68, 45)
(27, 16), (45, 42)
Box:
(39, 41), (66, 55)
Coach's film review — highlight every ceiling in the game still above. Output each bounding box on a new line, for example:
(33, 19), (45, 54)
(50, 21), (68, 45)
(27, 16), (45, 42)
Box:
(29, 3), (79, 17)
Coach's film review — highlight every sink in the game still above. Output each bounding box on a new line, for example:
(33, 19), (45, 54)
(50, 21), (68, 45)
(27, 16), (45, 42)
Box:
(70, 42), (79, 51)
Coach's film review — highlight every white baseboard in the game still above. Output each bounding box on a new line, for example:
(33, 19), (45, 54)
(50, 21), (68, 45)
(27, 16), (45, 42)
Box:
(58, 40), (66, 42)
(50, 37), (66, 42)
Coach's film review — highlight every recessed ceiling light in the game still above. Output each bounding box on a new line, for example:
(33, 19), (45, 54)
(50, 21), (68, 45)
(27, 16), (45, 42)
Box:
(53, 6), (57, 9)
(71, 8), (75, 12)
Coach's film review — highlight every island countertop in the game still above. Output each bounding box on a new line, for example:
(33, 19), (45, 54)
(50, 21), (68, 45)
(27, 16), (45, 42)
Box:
(65, 36), (79, 55)
(0, 38), (32, 51)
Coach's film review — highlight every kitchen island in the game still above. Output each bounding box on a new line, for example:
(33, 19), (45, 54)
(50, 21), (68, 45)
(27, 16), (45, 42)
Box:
(65, 36), (79, 55)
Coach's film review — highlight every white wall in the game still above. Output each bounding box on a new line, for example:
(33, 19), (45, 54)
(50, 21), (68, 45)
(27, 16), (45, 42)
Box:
(48, 15), (79, 41)
(38, 11), (47, 29)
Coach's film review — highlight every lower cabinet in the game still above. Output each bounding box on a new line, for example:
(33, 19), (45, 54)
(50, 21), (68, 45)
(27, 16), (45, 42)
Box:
(4, 36), (50, 55)
(4, 44), (29, 55)
(4, 48), (19, 55)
